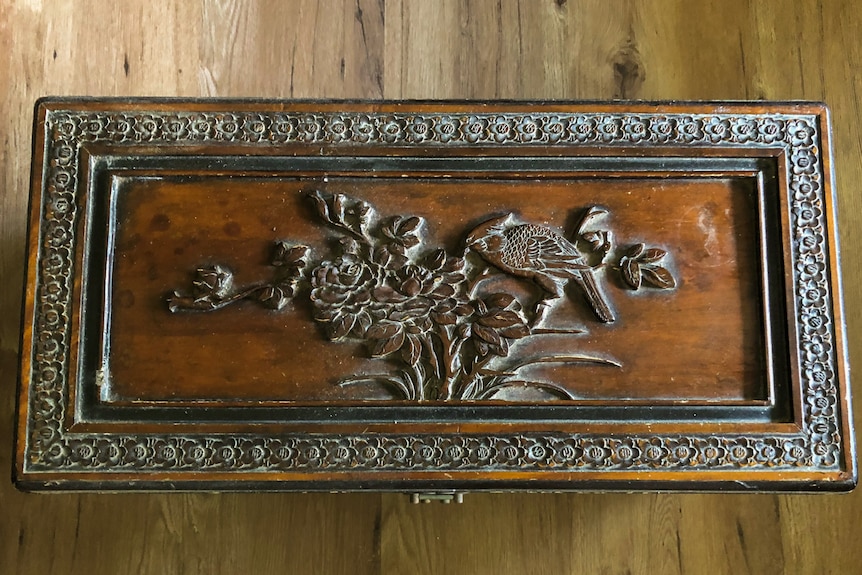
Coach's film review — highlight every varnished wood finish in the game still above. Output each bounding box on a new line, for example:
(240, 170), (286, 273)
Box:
(2, 1), (861, 573)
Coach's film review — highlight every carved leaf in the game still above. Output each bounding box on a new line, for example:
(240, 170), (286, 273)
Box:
(473, 323), (502, 346)
(490, 337), (509, 357)
(355, 311), (372, 335)
(331, 193), (346, 224)
(641, 265), (676, 289)
(401, 334), (421, 366)
(478, 310), (521, 328)
(193, 265), (233, 299)
(640, 248), (667, 263)
(431, 311), (457, 325)
(329, 314), (356, 339)
(259, 286), (289, 310)
(308, 191), (330, 221)
(622, 257), (642, 289)
(399, 216), (422, 234)
(426, 249), (446, 270)
(474, 299), (488, 315)
(371, 329), (405, 357)
(625, 243), (645, 258)
(400, 234), (421, 249)
(498, 324), (531, 339)
(486, 293), (516, 309)
(366, 321), (401, 340)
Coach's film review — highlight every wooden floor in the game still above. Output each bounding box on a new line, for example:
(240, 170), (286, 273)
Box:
(1, 1), (861, 573)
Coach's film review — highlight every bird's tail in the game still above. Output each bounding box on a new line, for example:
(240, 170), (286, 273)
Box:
(577, 269), (615, 323)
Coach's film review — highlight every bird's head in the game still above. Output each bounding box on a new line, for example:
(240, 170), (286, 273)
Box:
(465, 213), (513, 254)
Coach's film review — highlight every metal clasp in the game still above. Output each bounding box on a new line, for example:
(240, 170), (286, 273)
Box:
(410, 492), (465, 504)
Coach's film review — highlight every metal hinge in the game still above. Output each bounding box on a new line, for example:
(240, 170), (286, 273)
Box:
(410, 491), (465, 504)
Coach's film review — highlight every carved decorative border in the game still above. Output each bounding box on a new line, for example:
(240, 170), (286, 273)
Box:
(23, 106), (844, 477)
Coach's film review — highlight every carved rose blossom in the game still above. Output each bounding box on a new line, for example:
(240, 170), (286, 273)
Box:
(310, 255), (376, 339)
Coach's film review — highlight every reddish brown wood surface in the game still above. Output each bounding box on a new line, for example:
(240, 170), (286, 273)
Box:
(2, 1), (861, 574)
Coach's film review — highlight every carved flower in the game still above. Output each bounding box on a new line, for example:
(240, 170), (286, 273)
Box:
(800, 307), (828, 335)
(325, 115), (351, 142)
(666, 437), (696, 465)
(551, 438), (582, 466)
(211, 442), (242, 468)
(610, 438), (641, 467)
(80, 113), (110, 140)
(757, 117), (785, 143)
(676, 117), (704, 142)
(803, 333), (831, 362)
(796, 254), (825, 281)
(582, 440), (610, 467)
(123, 439), (154, 465)
(649, 116), (676, 142)
(310, 255), (376, 339)
(439, 438), (470, 467)
(697, 438), (726, 466)
(109, 114), (138, 141)
(567, 116), (597, 142)
(495, 439), (524, 465)
(523, 439), (550, 464)
(729, 117), (758, 143)
(326, 438), (356, 467)
(791, 148), (817, 175)
(296, 440), (325, 467)
(596, 117), (622, 142)
(239, 440), (269, 466)
(791, 175), (820, 201)
(726, 438), (756, 466)
(52, 114), (80, 138)
(406, 116), (434, 142)
(153, 441), (181, 468)
(354, 438), (384, 466)
(69, 441), (99, 467)
(297, 114), (325, 142)
(463, 116), (488, 143)
(641, 438), (668, 467)
(162, 115), (191, 140)
(134, 114), (163, 141)
(787, 119), (815, 146)
(383, 438), (414, 466)
(796, 226), (824, 255)
(792, 200), (822, 227)
(411, 439), (442, 465)
(703, 116), (731, 142)
(812, 441), (838, 466)
(753, 439), (780, 465)
(515, 116), (541, 142)
(377, 115), (406, 143)
(95, 439), (124, 466)
(621, 116), (648, 142)
(243, 113), (271, 142)
(800, 283), (827, 310)
(187, 114), (215, 140)
(270, 114), (298, 142)
(51, 145), (75, 167)
(466, 438), (496, 466)
(267, 440), (295, 468)
(433, 115), (460, 142)
(351, 114), (376, 142)
(181, 440), (211, 466)
(806, 387), (837, 417)
(804, 360), (832, 388)
(542, 116), (566, 143)
(782, 438), (808, 466)
(489, 115), (515, 143)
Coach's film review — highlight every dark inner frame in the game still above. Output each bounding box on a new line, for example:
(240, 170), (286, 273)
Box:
(73, 151), (792, 426)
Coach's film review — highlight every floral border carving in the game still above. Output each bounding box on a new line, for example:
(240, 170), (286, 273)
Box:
(23, 106), (844, 476)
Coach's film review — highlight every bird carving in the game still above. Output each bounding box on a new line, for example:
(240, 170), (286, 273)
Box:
(465, 213), (615, 324)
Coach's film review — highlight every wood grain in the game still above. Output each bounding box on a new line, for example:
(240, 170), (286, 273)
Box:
(1, 0), (859, 573)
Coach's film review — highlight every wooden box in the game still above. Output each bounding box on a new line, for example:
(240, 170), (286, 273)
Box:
(15, 99), (855, 493)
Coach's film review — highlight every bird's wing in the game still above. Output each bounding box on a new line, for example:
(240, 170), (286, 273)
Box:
(525, 234), (589, 272)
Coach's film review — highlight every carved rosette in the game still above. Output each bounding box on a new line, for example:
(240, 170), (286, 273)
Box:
(24, 106), (844, 476)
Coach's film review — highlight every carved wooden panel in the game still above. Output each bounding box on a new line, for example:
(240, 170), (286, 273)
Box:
(16, 100), (855, 491)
